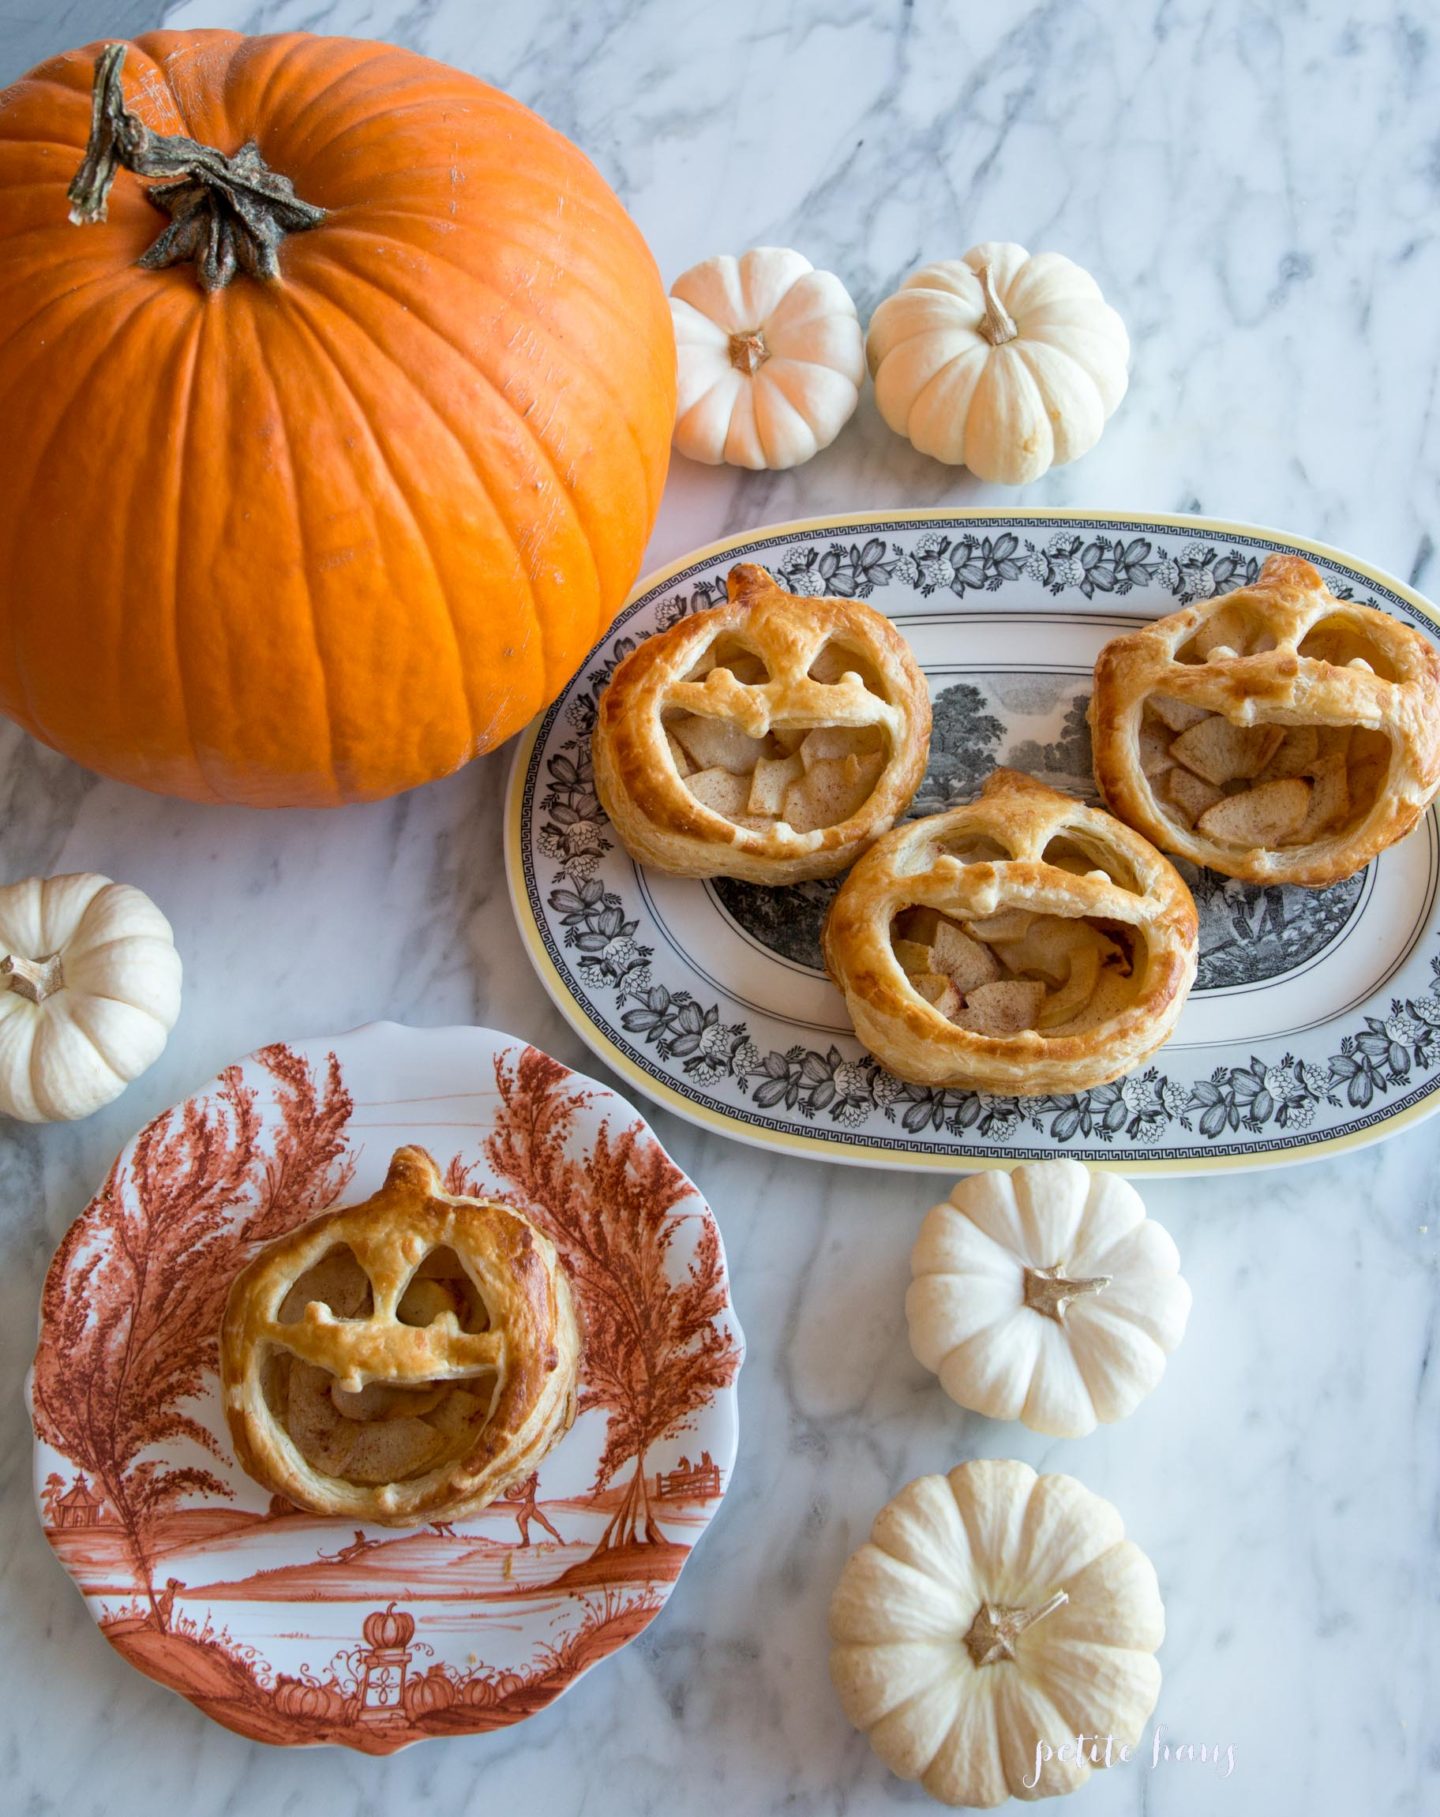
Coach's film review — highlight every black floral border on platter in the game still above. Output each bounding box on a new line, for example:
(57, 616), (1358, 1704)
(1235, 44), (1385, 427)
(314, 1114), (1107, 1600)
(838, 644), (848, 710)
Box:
(519, 519), (1440, 1160)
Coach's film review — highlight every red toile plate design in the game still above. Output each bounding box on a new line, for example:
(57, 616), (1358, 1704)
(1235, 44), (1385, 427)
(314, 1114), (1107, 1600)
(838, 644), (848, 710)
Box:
(29, 1024), (743, 1752)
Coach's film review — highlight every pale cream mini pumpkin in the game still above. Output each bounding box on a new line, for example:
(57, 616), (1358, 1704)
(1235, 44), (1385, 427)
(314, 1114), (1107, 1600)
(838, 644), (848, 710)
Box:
(908, 1160), (1189, 1438)
(830, 1459), (1163, 1807)
(866, 243), (1129, 483)
(670, 247), (865, 469)
(0, 873), (182, 1121)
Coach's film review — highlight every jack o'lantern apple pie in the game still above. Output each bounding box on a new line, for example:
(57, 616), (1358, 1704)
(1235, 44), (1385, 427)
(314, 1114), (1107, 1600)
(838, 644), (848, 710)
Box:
(221, 1146), (579, 1527)
(1090, 554), (1440, 886)
(822, 770), (1198, 1096)
(592, 562), (931, 882)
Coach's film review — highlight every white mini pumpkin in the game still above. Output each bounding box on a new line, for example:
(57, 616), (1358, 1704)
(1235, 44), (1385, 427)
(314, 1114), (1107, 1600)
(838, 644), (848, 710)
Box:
(0, 873), (182, 1122)
(866, 242), (1129, 483)
(907, 1160), (1190, 1438)
(830, 1459), (1163, 1808)
(670, 247), (865, 469)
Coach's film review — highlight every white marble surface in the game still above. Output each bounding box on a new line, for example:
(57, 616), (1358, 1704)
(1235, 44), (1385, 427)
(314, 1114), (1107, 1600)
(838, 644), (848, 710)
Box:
(2, 1), (1438, 1812)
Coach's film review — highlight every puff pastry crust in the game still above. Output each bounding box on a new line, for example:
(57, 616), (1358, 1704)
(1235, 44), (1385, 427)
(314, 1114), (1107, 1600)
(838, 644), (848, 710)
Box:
(221, 1146), (579, 1527)
(592, 563), (931, 882)
(821, 770), (1199, 1096)
(1090, 554), (1440, 886)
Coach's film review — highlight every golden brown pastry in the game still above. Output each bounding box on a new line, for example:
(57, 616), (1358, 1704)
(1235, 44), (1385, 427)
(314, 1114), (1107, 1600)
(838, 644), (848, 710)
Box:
(821, 770), (1198, 1096)
(221, 1146), (579, 1527)
(1090, 554), (1440, 886)
(592, 563), (931, 882)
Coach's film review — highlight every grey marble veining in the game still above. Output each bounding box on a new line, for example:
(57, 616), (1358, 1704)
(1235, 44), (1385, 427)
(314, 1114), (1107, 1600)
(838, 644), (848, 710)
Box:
(1, 1), (1438, 1812)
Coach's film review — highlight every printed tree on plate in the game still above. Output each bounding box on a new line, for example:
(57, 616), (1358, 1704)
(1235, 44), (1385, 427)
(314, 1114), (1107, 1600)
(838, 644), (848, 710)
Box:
(40, 1471), (67, 1525)
(1005, 690), (1096, 792)
(912, 682), (1006, 814)
(474, 1046), (739, 1553)
(30, 1046), (354, 1622)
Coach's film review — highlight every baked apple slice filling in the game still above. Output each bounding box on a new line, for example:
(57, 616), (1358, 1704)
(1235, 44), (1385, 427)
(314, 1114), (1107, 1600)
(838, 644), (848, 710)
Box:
(1140, 693), (1389, 850)
(890, 903), (1141, 1038)
(665, 714), (887, 833)
(662, 632), (895, 835)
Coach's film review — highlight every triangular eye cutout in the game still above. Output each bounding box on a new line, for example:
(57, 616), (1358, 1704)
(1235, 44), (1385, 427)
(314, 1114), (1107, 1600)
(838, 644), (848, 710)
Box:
(1041, 835), (1139, 892)
(278, 1245), (373, 1322)
(708, 634), (771, 685)
(1298, 616), (1402, 681)
(808, 639), (888, 698)
(938, 832), (1011, 865)
(1174, 601), (1277, 663)
(396, 1247), (491, 1333)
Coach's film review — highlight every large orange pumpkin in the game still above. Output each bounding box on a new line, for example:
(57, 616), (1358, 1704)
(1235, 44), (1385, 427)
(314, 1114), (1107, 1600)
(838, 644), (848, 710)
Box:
(0, 33), (675, 805)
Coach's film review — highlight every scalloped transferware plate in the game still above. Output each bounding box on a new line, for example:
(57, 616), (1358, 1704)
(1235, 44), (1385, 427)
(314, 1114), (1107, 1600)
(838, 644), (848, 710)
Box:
(506, 511), (1440, 1174)
(30, 1023), (743, 1751)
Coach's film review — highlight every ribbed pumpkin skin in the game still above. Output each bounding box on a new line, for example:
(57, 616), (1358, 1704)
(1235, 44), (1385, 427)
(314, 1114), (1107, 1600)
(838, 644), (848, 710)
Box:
(0, 33), (675, 805)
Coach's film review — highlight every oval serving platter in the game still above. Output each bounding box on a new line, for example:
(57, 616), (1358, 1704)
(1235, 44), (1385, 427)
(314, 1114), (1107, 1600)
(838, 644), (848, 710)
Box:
(30, 1023), (743, 1752)
(506, 510), (1440, 1175)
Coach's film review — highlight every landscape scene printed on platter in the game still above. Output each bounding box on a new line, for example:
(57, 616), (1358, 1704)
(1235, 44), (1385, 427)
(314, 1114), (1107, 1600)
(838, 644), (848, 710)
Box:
(32, 1039), (740, 1753)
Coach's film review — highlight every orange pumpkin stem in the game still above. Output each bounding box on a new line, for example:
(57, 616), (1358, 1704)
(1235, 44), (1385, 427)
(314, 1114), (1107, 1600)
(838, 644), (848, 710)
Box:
(67, 43), (326, 291)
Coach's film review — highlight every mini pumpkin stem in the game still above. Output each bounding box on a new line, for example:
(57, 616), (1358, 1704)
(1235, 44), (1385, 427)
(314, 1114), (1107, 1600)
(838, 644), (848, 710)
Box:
(1, 951), (65, 1005)
(963, 1588), (1069, 1668)
(1023, 1262), (1111, 1324)
(728, 329), (771, 376)
(975, 263), (1019, 346)
(67, 42), (326, 292)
